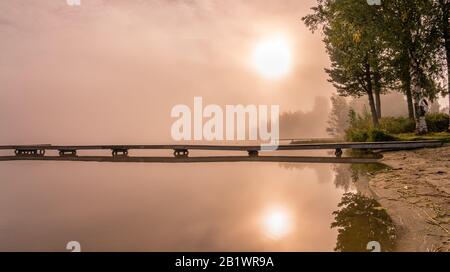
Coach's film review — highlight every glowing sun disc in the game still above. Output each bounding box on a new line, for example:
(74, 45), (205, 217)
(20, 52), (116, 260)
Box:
(252, 37), (292, 80)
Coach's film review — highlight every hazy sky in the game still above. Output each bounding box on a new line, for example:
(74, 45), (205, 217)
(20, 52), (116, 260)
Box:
(0, 0), (334, 144)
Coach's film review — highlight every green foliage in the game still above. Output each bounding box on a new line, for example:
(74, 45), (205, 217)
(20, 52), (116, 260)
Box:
(395, 132), (450, 143)
(426, 113), (450, 132)
(348, 108), (372, 130)
(303, 0), (447, 132)
(346, 128), (369, 142)
(383, 0), (444, 101)
(345, 109), (399, 142)
(331, 193), (397, 252)
(327, 94), (351, 137)
(345, 110), (449, 141)
(367, 128), (398, 142)
(302, 0), (394, 126)
(379, 117), (416, 134)
(346, 127), (397, 142)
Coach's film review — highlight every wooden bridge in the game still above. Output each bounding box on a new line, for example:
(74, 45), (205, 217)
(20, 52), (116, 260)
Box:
(0, 140), (443, 163)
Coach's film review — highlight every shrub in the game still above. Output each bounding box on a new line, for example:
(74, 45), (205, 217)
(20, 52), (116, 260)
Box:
(345, 128), (369, 142)
(348, 108), (372, 130)
(346, 128), (397, 142)
(379, 117), (415, 134)
(426, 113), (449, 132)
(367, 128), (397, 142)
(345, 108), (405, 142)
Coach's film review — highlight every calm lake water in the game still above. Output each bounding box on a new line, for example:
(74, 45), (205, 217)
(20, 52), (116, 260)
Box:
(0, 153), (395, 252)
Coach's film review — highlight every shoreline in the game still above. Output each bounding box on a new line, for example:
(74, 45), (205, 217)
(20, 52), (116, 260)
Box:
(366, 146), (450, 252)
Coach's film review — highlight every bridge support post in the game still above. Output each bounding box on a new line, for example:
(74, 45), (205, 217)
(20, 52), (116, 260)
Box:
(59, 150), (77, 157)
(15, 149), (45, 157)
(112, 149), (129, 157)
(173, 149), (189, 158)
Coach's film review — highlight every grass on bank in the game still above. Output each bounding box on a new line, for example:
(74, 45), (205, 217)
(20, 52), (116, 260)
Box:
(345, 111), (450, 143)
(394, 132), (450, 143)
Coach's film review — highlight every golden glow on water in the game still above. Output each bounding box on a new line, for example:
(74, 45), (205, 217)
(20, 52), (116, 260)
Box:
(0, 161), (363, 251)
(262, 206), (292, 240)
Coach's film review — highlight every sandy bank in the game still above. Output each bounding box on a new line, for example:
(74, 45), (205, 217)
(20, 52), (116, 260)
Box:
(368, 146), (450, 252)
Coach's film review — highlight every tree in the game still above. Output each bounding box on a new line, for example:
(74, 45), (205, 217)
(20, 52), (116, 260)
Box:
(382, 0), (443, 134)
(327, 94), (350, 137)
(390, 40), (415, 119)
(304, 0), (445, 134)
(331, 193), (397, 252)
(303, 0), (395, 127)
(433, 0), (450, 129)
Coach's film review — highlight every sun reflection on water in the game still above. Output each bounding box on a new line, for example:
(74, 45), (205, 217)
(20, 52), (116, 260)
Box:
(262, 206), (292, 240)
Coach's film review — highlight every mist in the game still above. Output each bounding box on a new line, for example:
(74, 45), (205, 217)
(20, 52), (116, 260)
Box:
(0, 0), (333, 145)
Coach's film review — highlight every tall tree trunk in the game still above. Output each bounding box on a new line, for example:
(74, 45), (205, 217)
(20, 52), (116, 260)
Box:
(442, 1), (450, 130)
(365, 58), (379, 127)
(403, 73), (415, 119)
(374, 71), (382, 119)
(375, 90), (381, 119)
(401, 48), (415, 120)
(410, 62), (428, 134)
(401, 49), (415, 119)
(368, 89), (379, 127)
(446, 47), (450, 131)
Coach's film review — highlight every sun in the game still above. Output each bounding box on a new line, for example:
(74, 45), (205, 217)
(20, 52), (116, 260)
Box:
(252, 36), (292, 80)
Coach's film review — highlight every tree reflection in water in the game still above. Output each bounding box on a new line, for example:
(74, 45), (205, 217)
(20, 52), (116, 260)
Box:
(331, 193), (397, 252)
(333, 163), (388, 191)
